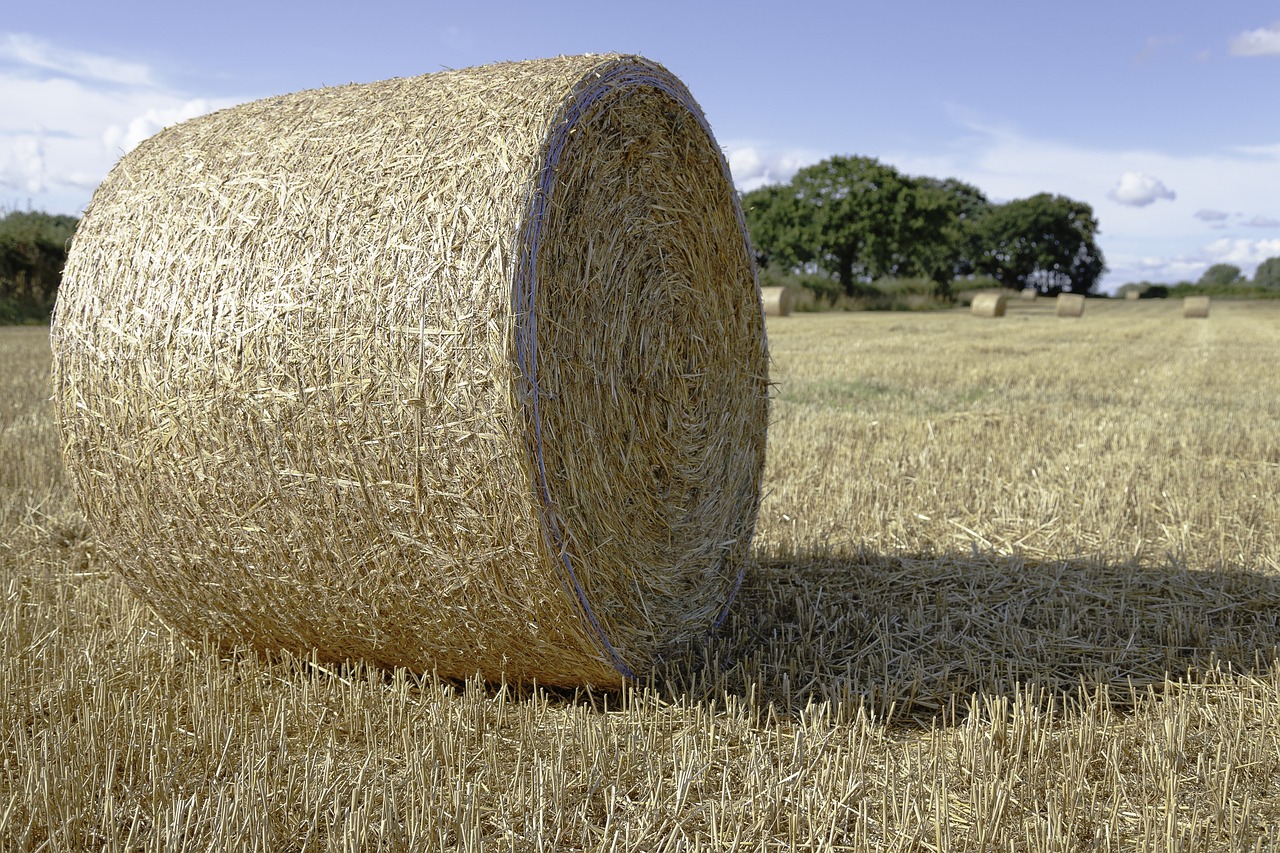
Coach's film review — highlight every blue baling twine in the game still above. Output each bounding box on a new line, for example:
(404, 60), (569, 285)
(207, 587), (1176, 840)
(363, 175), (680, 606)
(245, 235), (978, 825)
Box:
(514, 57), (761, 680)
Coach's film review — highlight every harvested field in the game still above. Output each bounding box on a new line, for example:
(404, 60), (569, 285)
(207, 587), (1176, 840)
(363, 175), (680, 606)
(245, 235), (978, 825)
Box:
(4, 298), (1280, 850)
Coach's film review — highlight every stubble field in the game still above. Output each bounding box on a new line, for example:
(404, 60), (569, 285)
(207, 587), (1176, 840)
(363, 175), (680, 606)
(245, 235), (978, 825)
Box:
(3, 297), (1279, 850)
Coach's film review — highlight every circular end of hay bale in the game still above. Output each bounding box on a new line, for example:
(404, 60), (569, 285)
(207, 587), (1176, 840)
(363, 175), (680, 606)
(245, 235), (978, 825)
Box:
(1055, 292), (1086, 317)
(970, 291), (1008, 318)
(1183, 296), (1211, 318)
(51, 54), (768, 687)
(760, 285), (797, 316)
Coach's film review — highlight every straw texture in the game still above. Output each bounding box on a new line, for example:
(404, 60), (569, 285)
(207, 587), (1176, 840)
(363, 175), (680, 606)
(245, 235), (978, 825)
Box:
(50, 54), (768, 687)
(1183, 296), (1211, 318)
(1019, 288), (1038, 301)
(970, 292), (1008, 318)
(760, 285), (796, 316)
(1056, 293), (1086, 317)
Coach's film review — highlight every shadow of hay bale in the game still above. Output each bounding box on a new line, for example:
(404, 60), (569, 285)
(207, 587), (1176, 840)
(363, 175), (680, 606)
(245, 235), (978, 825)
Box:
(657, 550), (1280, 724)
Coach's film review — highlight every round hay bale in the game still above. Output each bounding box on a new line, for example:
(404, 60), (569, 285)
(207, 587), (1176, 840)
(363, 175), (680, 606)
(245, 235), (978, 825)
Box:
(761, 285), (797, 316)
(1183, 295), (1211, 318)
(970, 291), (1008, 318)
(1124, 289), (1140, 301)
(1055, 293), (1086, 317)
(1019, 288), (1038, 301)
(791, 287), (816, 312)
(51, 54), (768, 688)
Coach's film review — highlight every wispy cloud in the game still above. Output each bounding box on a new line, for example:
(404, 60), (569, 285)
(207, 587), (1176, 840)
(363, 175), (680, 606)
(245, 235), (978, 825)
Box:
(1107, 171), (1176, 207)
(1229, 22), (1280, 57)
(1134, 34), (1180, 63)
(0, 33), (154, 86)
(1194, 209), (1230, 222)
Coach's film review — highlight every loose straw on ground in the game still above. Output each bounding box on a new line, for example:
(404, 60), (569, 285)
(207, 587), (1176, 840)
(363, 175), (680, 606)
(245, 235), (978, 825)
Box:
(50, 54), (769, 688)
(1056, 293), (1086, 317)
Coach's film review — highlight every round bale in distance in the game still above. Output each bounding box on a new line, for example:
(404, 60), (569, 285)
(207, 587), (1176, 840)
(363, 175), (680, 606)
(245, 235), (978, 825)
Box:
(761, 285), (797, 316)
(971, 291), (1008, 318)
(51, 54), (769, 688)
(1019, 288), (1038, 301)
(1056, 293), (1086, 317)
(1183, 295), (1211, 318)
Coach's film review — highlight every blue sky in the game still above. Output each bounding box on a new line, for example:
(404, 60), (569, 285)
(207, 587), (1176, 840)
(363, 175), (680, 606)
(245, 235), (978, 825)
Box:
(2, 1), (1278, 291)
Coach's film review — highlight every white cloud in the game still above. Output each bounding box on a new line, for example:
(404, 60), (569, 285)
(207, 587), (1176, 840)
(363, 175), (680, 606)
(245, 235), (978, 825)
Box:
(0, 133), (46, 194)
(0, 34), (241, 213)
(1106, 237), (1280, 287)
(1110, 255), (1206, 285)
(1205, 237), (1280, 268)
(1107, 170), (1176, 207)
(1194, 209), (1230, 221)
(0, 33), (154, 86)
(103, 99), (221, 154)
(725, 143), (822, 191)
(1229, 23), (1280, 57)
(880, 115), (1280, 291)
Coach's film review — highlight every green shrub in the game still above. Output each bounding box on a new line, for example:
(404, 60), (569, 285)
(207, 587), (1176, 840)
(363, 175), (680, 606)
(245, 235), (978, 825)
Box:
(0, 210), (79, 325)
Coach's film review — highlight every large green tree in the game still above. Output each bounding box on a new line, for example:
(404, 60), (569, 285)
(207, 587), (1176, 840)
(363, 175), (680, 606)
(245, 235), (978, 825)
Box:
(1253, 256), (1280, 289)
(972, 193), (1105, 293)
(915, 176), (991, 280)
(742, 156), (963, 296)
(1197, 263), (1243, 289)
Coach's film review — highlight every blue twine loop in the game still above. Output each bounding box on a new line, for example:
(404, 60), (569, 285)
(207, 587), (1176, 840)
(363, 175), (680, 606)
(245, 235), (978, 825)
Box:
(513, 57), (758, 681)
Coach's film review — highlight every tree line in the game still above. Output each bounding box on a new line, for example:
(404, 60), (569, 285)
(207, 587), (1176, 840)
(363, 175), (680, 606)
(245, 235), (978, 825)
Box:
(741, 154), (1106, 298)
(1119, 259), (1280, 299)
(3, 174), (1276, 326)
(0, 210), (78, 324)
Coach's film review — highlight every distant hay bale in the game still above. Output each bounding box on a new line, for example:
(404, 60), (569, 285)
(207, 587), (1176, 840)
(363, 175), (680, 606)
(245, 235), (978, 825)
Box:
(1019, 288), (1038, 301)
(1056, 293), (1086, 317)
(50, 54), (768, 688)
(1183, 295), (1211, 318)
(1124, 289), (1140, 301)
(970, 291), (1008, 317)
(761, 285), (797, 316)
